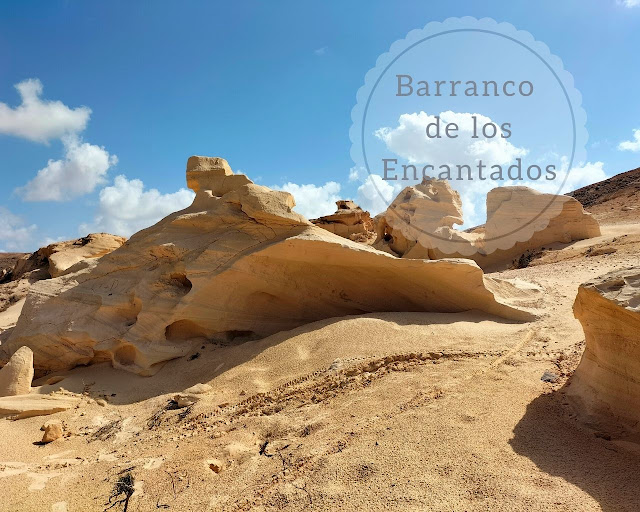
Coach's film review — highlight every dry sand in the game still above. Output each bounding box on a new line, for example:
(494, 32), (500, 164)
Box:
(0, 220), (639, 511)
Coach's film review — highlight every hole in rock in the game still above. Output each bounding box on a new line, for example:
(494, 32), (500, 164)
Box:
(165, 320), (209, 341)
(90, 350), (113, 365)
(96, 294), (142, 328)
(169, 272), (193, 293)
(114, 344), (138, 366)
(383, 233), (393, 242)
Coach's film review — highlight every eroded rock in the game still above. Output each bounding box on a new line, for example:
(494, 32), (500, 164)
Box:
(0, 395), (78, 419)
(1, 157), (535, 376)
(570, 268), (640, 428)
(47, 233), (127, 278)
(374, 179), (601, 270)
(41, 419), (64, 443)
(311, 200), (375, 242)
(374, 178), (473, 258)
(7, 233), (126, 281)
(0, 346), (34, 397)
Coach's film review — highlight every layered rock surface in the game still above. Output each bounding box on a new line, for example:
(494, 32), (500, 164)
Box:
(311, 200), (374, 242)
(570, 268), (640, 428)
(374, 179), (474, 258)
(374, 179), (601, 270)
(46, 233), (127, 278)
(1, 157), (535, 376)
(2, 233), (126, 283)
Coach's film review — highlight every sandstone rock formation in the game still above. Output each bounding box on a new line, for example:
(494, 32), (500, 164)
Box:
(0, 395), (78, 419)
(374, 179), (474, 258)
(0, 234), (126, 322)
(47, 233), (127, 278)
(2, 233), (126, 283)
(569, 268), (640, 428)
(311, 200), (375, 242)
(374, 179), (601, 270)
(0, 346), (33, 397)
(1, 157), (535, 376)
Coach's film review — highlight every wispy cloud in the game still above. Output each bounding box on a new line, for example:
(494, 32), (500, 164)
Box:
(314, 46), (328, 56)
(0, 207), (37, 252)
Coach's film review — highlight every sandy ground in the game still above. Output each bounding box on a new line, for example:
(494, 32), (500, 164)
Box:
(1, 221), (640, 511)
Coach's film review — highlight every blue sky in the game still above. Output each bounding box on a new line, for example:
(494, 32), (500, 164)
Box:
(1, 0), (639, 251)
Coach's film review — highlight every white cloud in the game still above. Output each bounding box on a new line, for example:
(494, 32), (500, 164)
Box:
(16, 135), (118, 201)
(372, 111), (528, 225)
(555, 160), (607, 194)
(618, 129), (640, 152)
(375, 111), (527, 167)
(80, 175), (195, 237)
(619, 0), (640, 7)
(356, 174), (403, 215)
(348, 166), (364, 182)
(314, 46), (328, 56)
(0, 207), (37, 252)
(273, 181), (342, 219)
(2, 78), (119, 203)
(0, 79), (91, 143)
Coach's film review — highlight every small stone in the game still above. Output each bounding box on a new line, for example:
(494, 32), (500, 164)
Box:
(541, 371), (559, 383)
(174, 394), (200, 408)
(41, 420), (63, 443)
(96, 399), (107, 407)
(586, 246), (617, 257)
(329, 359), (343, 371)
(206, 459), (223, 474)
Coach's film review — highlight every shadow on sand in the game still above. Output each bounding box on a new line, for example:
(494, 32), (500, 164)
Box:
(510, 380), (640, 512)
(33, 310), (517, 405)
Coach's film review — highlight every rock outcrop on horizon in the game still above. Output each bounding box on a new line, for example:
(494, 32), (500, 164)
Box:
(1, 233), (126, 283)
(311, 200), (375, 242)
(0, 346), (33, 397)
(0, 157), (536, 377)
(374, 178), (601, 270)
(374, 179), (475, 258)
(569, 268), (640, 428)
(46, 233), (128, 278)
